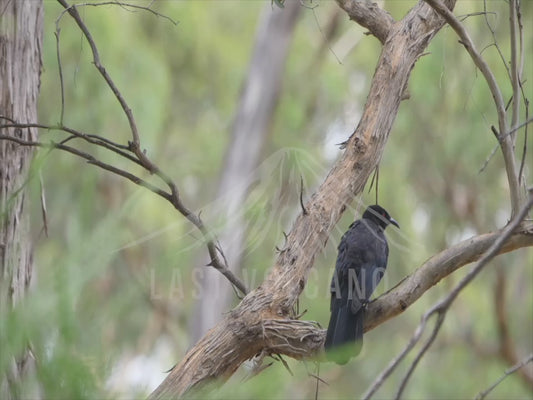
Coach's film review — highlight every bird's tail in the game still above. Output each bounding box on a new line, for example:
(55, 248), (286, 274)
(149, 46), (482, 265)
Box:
(325, 305), (364, 364)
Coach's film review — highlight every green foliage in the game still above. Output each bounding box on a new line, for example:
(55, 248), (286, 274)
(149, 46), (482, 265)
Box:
(1, 0), (531, 399)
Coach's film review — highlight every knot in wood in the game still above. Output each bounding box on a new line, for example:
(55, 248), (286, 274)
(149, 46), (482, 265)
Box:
(352, 136), (367, 154)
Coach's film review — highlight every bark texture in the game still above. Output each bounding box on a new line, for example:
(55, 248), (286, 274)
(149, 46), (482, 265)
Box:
(0, 0), (43, 397)
(336, 0), (395, 44)
(191, 0), (302, 340)
(149, 1), (459, 398)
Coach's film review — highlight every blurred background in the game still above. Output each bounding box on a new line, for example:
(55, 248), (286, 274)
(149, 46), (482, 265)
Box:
(2, 0), (532, 398)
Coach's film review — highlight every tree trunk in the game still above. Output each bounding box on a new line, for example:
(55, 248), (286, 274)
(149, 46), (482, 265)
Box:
(149, 1), (461, 398)
(190, 0), (302, 340)
(0, 0), (43, 397)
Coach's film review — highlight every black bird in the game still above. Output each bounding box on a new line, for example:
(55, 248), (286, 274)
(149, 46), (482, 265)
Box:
(325, 205), (399, 364)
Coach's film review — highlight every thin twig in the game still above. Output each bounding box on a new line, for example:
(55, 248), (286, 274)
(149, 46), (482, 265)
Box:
(310, 5), (342, 64)
(394, 312), (446, 399)
(395, 190), (533, 397)
(0, 134), (170, 199)
(314, 362), (320, 400)
(482, 0), (511, 81)
(479, 117), (533, 174)
(56, 1), (177, 27)
(516, 0), (524, 79)
(56, 0), (142, 154)
(0, 121), (142, 165)
(518, 100), (529, 186)
(54, 28), (65, 125)
(509, 0), (520, 146)
(457, 11), (495, 22)
(300, 176), (308, 215)
(362, 318), (428, 400)
(39, 171), (49, 237)
(474, 353), (533, 400)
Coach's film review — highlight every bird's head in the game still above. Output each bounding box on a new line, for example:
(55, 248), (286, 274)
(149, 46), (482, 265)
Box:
(363, 205), (400, 230)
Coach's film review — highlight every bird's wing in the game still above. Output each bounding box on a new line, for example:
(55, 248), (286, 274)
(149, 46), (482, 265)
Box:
(331, 220), (389, 310)
(354, 223), (389, 301)
(330, 221), (367, 312)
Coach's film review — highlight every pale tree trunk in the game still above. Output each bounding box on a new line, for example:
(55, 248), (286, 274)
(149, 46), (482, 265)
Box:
(190, 0), (302, 340)
(0, 0), (43, 398)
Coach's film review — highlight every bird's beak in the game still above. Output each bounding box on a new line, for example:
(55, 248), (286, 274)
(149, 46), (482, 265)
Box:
(390, 218), (400, 229)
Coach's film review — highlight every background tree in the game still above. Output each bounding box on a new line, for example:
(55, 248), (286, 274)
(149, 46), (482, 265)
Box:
(0, 1), (531, 399)
(0, 0), (43, 398)
(191, 0), (302, 340)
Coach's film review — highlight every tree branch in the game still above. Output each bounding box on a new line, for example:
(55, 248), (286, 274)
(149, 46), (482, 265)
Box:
(364, 222), (533, 332)
(56, 0), (141, 150)
(149, 1), (462, 397)
(149, 217), (533, 399)
(475, 353), (533, 400)
(424, 0), (522, 216)
(0, 125), (249, 297)
(24, 1), (249, 296)
(364, 190), (533, 399)
(335, 0), (395, 44)
(509, 0), (521, 147)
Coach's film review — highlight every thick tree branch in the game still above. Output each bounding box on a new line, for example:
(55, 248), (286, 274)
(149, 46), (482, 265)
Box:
(149, 1), (458, 397)
(364, 222), (533, 331)
(335, 0), (395, 44)
(149, 221), (532, 399)
(271, 220), (533, 347)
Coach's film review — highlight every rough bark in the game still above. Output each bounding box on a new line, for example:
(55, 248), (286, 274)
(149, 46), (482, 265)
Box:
(364, 223), (533, 331)
(0, 0), (43, 398)
(149, 1), (459, 398)
(191, 0), (302, 341)
(335, 0), (395, 44)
